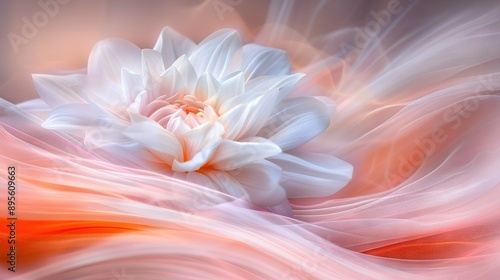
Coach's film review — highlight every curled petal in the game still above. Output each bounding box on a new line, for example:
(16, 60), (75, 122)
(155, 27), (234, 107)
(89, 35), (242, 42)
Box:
(172, 138), (220, 172)
(209, 137), (282, 170)
(123, 119), (183, 164)
(259, 96), (333, 151)
(166, 115), (191, 138)
(182, 122), (225, 160)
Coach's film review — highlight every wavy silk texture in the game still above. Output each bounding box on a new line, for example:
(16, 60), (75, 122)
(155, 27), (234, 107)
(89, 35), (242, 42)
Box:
(1, 0), (500, 279)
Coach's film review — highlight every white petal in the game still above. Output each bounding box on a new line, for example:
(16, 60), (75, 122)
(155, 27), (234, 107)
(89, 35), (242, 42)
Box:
(166, 115), (191, 137)
(172, 138), (220, 172)
(188, 29), (242, 79)
(202, 170), (246, 198)
(202, 105), (219, 123)
(121, 68), (144, 104)
(17, 98), (50, 119)
(171, 122), (225, 172)
(172, 55), (198, 95)
(172, 171), (209, 185)
(123, 119), (183, 164)
(127, 91), (147, 114)
(194, 73), (220, 101)
(93, 141), (169, 171)
(218, 89), (281, 140)
(182, 122), (225, 159)
(207, 71), (244, 111)
(228, 160), (286, 207)
(220, 73), (304, 114)
(153, 26), (196, 67)
(42, 103), (99, 138)
(88, 39), (142, 83)
(32, 74), (86, 107)
(142, 49), (165, 91)
(83, 79), (128, 116)
(147, 64), (186, 103)
(258, 97), (332, 151)
(244, 73), (304, 96)
(208, 137), (282, 170)
(83, 117), (130, 149)
(242, 44), (291, 80)
(269, 151), (353, 198)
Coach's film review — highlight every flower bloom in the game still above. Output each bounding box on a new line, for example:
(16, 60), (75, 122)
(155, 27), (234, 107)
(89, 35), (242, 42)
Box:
(31, 27), (352, 209)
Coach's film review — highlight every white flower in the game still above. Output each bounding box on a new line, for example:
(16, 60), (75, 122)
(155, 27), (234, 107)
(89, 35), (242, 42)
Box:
(32, 27), (352, 209)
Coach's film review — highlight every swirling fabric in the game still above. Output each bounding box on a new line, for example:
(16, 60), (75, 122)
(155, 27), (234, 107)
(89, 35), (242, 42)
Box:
(1, 1), (500, 279)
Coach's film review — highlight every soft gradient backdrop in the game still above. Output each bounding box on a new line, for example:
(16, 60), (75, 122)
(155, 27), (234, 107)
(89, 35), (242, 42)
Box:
(1, 0), (500, 279)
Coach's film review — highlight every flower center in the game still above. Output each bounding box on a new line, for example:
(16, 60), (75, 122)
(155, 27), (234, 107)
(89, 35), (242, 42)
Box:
(172, 95), (205, 117)
(138, 93), (214, 128)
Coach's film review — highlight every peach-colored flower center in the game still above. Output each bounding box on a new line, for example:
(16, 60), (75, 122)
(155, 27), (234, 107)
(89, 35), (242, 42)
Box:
(172, 95), (205, 116)
(140, 94), (210, 128)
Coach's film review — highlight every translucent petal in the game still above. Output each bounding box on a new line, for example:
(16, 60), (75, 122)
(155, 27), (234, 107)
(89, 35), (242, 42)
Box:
(153, 65), (185, 102)
(32, 74), (86, 107)
(142, 49), (165, 91)
(195, 73), (220, 101)
(153, 26), (196, 67)
(220, 73), (304, 114)
(88, 39), (142, 83)
(207, 71), (244, 111)
(123, 119), (183, 164)
(202, 170), (246, 198)
(188, 29), (242, 79)
(182, 122), (225, 159)
(121, 68), (144, 104)
(172, 55), (198, 95)
(228, 160), (286, 206)
(218, 89), (282, 140)
(172, 138), (220, 172)
(258, 97), (332, 151)
(269, 151), (353, 198)
(242, 44), (291, 80)
(43, 103), (99, 138)
(208, 137), (282, 170)
(17, 98), (51, 120)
